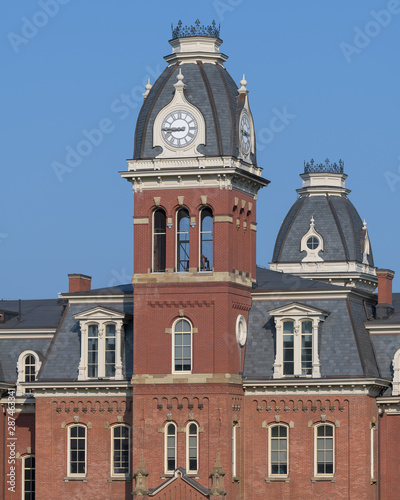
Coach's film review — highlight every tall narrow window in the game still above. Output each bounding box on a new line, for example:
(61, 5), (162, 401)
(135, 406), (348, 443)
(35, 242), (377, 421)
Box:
(232, 423), (238, 477)
(105, 324), (116, 378)
(269, 425), (288, 476)
(24, 355), (36, 382)
(23, 455), (35, 499)
(200, 208), (213, 271)
(87, 324), (98, 378)
(112, 425), (130, 476)
(315, 424), (334, 476)
(187, 422), (198, 473)
(177, 208), (190, 272)
(165, 423), (177, 473)
(153, 209), (166, 272)
(68, 425), (86, 476)
(282, 321), (294, 375)
(301, 320), (313, 375)
(173, 319), (192, 372)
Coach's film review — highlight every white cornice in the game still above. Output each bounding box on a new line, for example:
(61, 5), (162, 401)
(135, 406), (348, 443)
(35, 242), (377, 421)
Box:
(0, 328), (55, 339)
(243, 378), (389, 396)
(23, 380), (132, 398)
(365, 323), (400, 335)
(58, 295), (132, 304)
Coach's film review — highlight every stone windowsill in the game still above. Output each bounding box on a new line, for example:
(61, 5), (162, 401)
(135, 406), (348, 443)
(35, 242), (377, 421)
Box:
(311, 476), (336, 483)
(107, 476), (131, 482)
(64, 476), (88, 482)
(265, 477), (290, 483)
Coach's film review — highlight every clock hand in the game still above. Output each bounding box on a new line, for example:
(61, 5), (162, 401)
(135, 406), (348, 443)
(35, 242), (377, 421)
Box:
(241, 129), (250, 137)
(162, 127), (186, 132)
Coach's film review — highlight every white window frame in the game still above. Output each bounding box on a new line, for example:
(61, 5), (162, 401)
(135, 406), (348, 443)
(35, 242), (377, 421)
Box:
(268, 424), (289, 478)
(111, 424), (130, 478)
(232, 423), (238, 478)
(186, 422), (199, 474)
(74, 307), (126, 381)
(22, 454), (35, 499)
(68, 424), (87, 478)
(16, 350), (41, 396)
(172, 318), (193, 374)
(165, 422), (177, 474)
(314, 423), (335, 477)
(269, 303), (328, 379)
(392, 348), (400, 396)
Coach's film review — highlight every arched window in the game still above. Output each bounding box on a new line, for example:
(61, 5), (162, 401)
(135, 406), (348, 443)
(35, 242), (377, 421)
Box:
(24, 355), (36, 382)
(68, 425), (86, 476)
(301, 320), (313, 375)
(187, 422), (198, 473)
(177, 208), (190, 272)
(16, 350), (41, 396)
(282, 320), (294, 375)
(392, 348), (400, 396)
(105, 324), (116, 378)
(23, 455), (35, 499)
(165, 423), (177, 473)
(315, 424), (334, 476)
(87, 324), (99, 378)
(200, 208), (213, 271)
(153, 209), (166, 272)
(269, 424), (288, 477)
(173, 318), (192, 373)
(112, 424), (130, 476)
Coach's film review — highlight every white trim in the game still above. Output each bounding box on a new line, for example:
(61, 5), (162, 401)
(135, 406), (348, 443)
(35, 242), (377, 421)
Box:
(164, 422), (177, 474)
(314, 423), (335, 478)
(370, 423), (376, 481)
(269, 304), (327, 379)
(236, 315), (247, 347)
(392, 348), (400, 396)
(16, 350), (41, 396)
(186, 421), (199, 474)
(366, 324), (400, 335)
(268, 424), (289, 478)
(67, 424), (87, 478)
(232, 423), (237, 477)
(111, 424), (130, 478)
(75, 312), (125, 381)
(172, 318), (193, 374)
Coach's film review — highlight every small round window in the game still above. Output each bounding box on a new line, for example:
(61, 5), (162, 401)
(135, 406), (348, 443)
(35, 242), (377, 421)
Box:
(236, 315), (247, 347)
(306, 236), (319, 250)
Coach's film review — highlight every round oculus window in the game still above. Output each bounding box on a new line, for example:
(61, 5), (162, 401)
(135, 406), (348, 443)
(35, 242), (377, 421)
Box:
(306, 236), (320, 250)
(236, 315), (247, 347)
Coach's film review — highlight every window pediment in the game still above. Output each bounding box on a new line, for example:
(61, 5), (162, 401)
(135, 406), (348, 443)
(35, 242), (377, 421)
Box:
(74, 306), (127, 322)
(268, 302), (329, 320)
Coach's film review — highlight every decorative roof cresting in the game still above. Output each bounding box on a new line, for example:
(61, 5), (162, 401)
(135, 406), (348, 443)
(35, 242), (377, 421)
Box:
(171, 19), (221, 40)
(304, 158), (344, 174)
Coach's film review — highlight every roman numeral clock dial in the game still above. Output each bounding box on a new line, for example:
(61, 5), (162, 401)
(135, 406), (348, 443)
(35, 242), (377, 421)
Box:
(161, 110), (198, 148)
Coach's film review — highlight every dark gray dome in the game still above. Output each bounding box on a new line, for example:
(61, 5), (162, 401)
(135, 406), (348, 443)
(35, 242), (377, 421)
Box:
(272, 193), (374, 267)
(133, 62), (255, 163)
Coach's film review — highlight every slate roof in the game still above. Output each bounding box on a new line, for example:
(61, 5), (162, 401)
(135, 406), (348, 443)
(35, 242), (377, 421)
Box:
(271, 193), (374, 266)
(255, 266), (340, 291)
(61, 283), (133, 297)
(39, 301), (133, 381)
(245, 269), (380, 380)
(0, 299), (65, 329)
(132, 62), (255, 164)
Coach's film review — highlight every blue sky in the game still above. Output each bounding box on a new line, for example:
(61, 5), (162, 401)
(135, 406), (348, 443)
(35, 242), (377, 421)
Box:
(1, 0), (399, 298)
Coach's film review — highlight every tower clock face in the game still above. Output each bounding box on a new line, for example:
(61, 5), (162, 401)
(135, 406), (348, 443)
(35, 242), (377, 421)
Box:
(161, 110), (198, 148)
(240, 112), (251, 155)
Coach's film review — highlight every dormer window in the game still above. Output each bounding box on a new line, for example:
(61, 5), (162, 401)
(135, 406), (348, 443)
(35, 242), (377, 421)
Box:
(268, 303), (329, 379)
(301, 217), (324, 262)
(74, 307), (128, 381)
(16, 350), (41, 396)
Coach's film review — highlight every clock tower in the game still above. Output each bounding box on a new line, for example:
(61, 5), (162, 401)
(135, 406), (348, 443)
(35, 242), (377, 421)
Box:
(120, 20), (269, 497)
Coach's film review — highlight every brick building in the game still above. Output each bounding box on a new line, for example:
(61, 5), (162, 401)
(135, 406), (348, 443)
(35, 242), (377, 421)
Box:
(1, 22), (400, 500)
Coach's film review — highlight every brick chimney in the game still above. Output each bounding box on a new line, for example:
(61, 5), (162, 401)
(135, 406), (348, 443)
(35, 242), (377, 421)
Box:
(376, 269), (395, 320)
(68, 274), (92, 293)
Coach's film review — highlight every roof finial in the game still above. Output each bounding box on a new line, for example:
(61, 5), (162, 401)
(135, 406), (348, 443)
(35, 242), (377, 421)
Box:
(310, 216), (315, 227)
(238, 74), (248, 94)
(173, 68), (186, 92)
(363, 219), (367, 229)
(142, 78), (152, 99)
